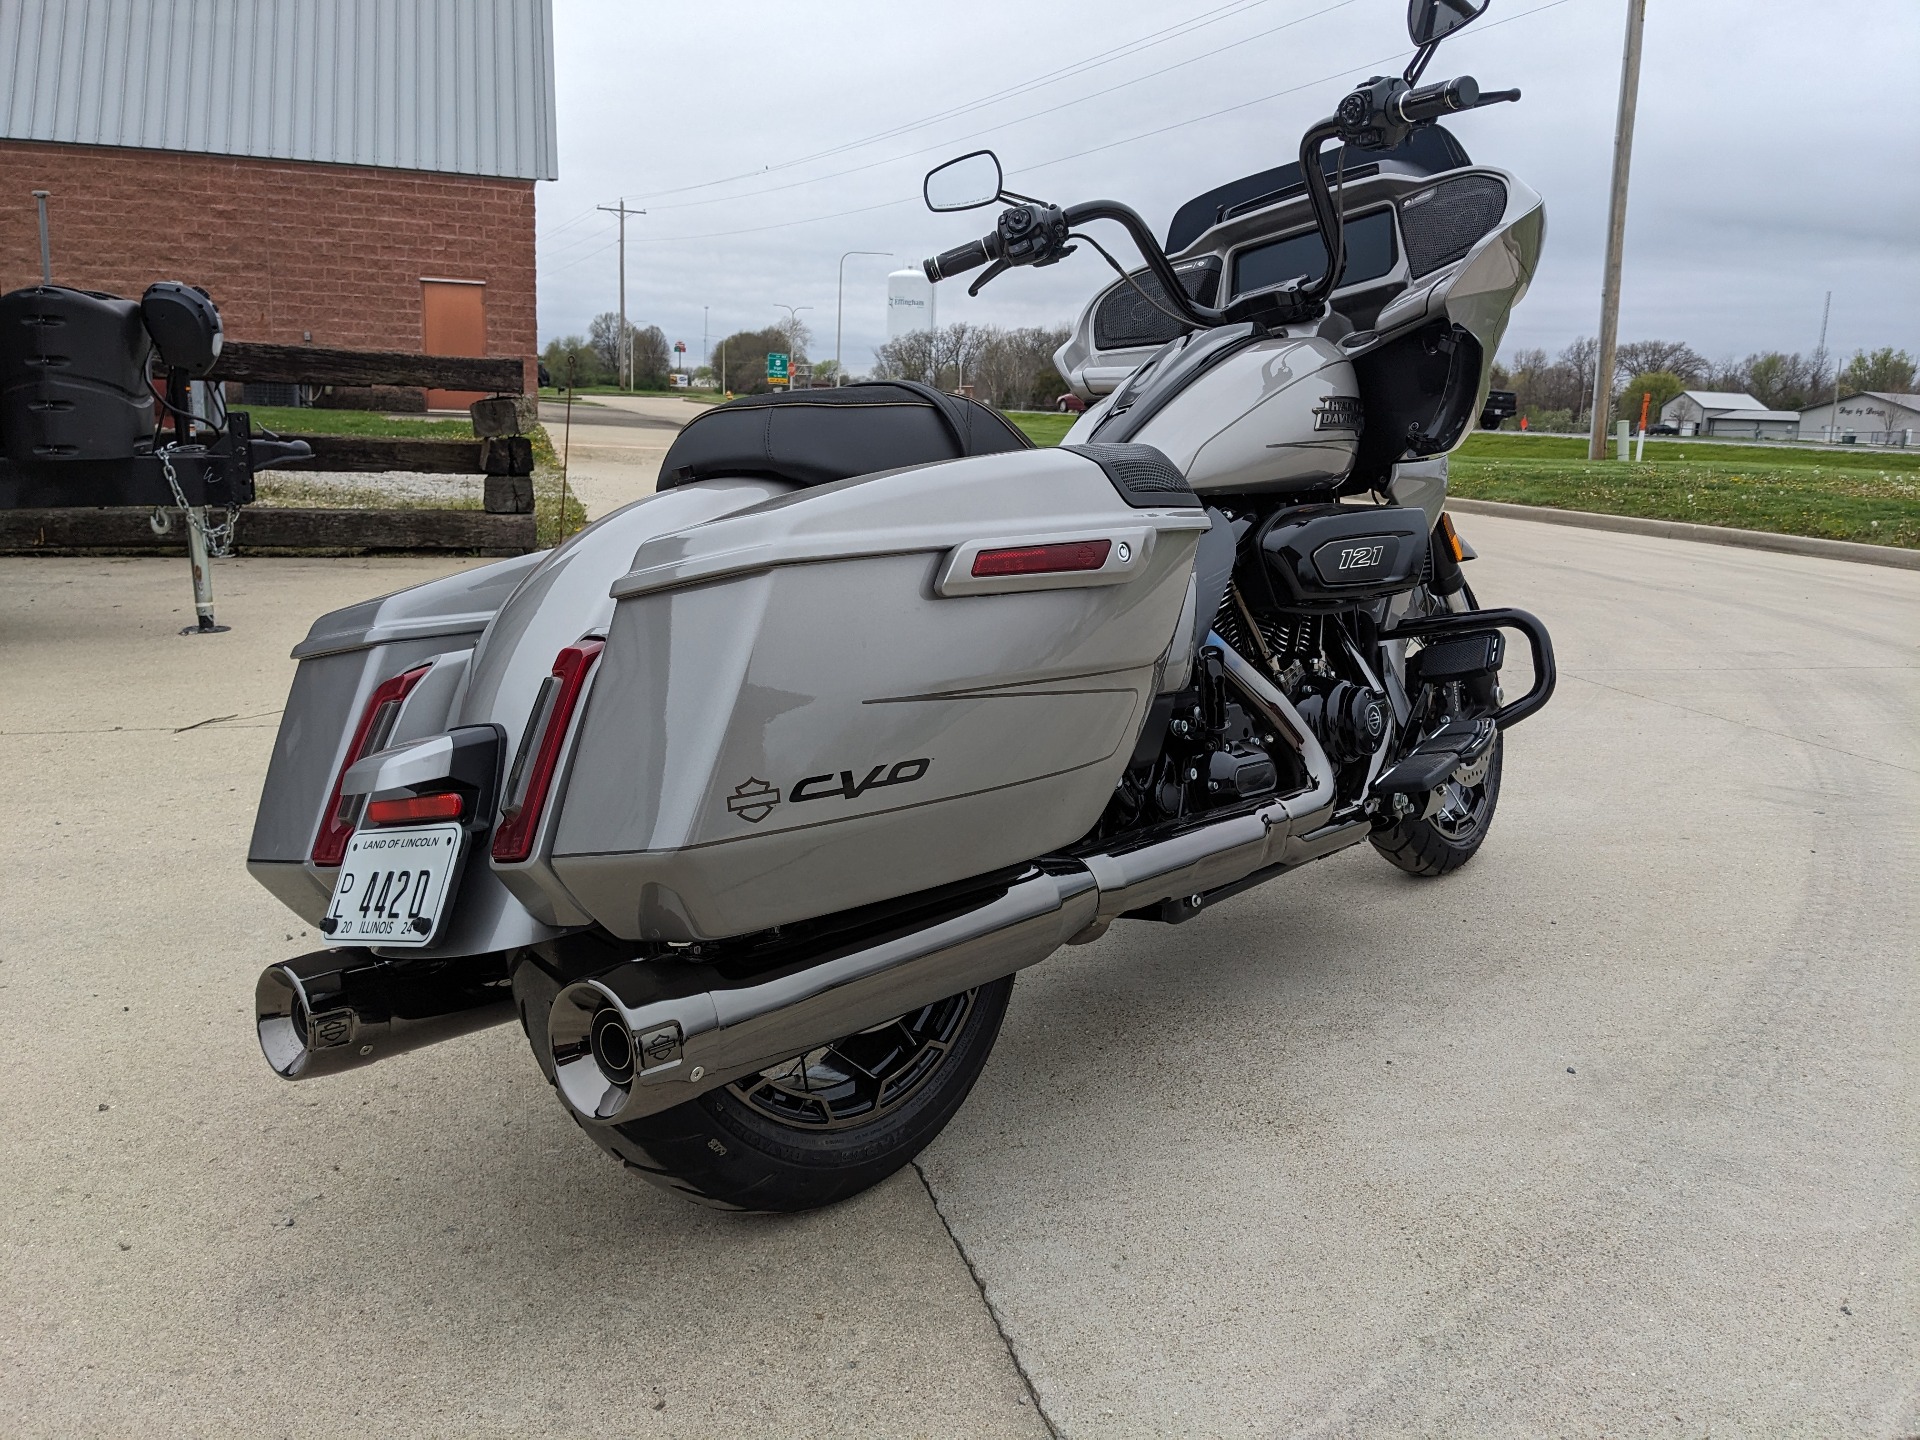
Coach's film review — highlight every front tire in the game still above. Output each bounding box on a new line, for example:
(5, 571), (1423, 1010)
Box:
(580, 977), (1015, 1212)
(1371, 731), (1504, 877)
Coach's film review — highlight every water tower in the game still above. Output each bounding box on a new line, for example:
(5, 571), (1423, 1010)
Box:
(886, 268), (935, 341)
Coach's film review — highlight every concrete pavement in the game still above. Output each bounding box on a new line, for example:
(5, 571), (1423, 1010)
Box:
(1, 513), (1915, 1436)
(539, 394), (703, 518)
(0, 556), (1044, 1439)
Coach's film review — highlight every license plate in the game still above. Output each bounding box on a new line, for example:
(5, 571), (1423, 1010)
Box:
(323, 823), (465, 948)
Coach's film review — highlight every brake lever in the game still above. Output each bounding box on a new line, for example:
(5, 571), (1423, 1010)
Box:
(967, 258), (1014, 297)
(1473, 88), (1522, 107)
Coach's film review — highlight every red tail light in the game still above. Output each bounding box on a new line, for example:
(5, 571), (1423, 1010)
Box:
(971, 539), (1111, 577)
(365, 791), (464, 826)
(491, 640), (605, 864)
(310, 664), (432, 867)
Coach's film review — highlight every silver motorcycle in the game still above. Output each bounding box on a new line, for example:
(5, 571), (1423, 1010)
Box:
(247, 0), (1556, 1211)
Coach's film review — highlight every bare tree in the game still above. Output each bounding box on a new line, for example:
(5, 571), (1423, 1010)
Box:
(1615, 339), (1707, 385)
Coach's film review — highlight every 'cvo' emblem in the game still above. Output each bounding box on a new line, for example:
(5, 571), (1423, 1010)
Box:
(727, 777), (781, 824)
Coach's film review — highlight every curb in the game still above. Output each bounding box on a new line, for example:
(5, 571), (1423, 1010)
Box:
(1443, 497), (1920, 572)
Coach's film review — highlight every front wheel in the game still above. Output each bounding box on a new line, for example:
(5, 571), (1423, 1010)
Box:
(1371, 731), (1504, 877)
(582, 977), (1015, 1212)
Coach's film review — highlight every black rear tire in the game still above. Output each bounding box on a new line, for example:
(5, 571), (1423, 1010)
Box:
(574, 976), (1015, 1212)
(1370, 732), (1504, 877)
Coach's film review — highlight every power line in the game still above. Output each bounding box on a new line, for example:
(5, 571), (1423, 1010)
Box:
(621, 0), (1280, 205)
(640, 0), (1357, 215)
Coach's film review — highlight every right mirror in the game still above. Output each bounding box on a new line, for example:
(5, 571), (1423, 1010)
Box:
(923, 150), (1003, 213)
(1408, 0), (1490, 46)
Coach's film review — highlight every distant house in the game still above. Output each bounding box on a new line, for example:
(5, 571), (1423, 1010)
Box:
(1796, 392), (1920, 446)
(1659, 391), (1800, 439)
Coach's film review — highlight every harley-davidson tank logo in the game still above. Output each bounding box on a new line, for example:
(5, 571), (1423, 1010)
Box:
(792, 758), (931, 804)
(726, 777), (781, 823)
(1313, 395), (1364, 432)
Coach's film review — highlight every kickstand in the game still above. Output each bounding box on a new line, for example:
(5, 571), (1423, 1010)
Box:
(181, 507), (230, 635)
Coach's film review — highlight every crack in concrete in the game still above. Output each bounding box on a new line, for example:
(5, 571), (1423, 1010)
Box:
(913, 1159), (1059, 1439)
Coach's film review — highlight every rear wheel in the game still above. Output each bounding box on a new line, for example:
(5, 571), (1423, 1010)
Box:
(581, 977), (1015, 1212)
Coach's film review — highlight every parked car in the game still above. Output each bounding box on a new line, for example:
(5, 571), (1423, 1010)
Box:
(1648, 421), (1678, 436)
(1478, 388), (1517, 429)
(1057, 392), (1086, 414)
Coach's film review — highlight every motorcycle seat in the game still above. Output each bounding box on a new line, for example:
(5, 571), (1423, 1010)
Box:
(657, 380), (1033, 490)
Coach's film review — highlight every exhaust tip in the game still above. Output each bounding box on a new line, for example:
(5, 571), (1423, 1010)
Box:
(255, 962), (358, 1080)
(549, 980), (638, 1122)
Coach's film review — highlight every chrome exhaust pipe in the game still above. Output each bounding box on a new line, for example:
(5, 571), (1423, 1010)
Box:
(548, 867), (1098, 1125)
(256, 950), (515, 1080)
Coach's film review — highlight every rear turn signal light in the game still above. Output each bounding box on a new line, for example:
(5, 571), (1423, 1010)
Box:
(971, 539), (1111, 578)
(311, 664), (432, 868)
(491, 640), (605, 864)
(365, 791), (464, 826)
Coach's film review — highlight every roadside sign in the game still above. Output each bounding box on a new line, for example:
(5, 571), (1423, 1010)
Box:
(766, 352), (789, 383)
(792, 362), (813, 389)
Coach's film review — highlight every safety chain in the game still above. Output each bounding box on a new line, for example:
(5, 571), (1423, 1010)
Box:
(158, 443), (241, 558)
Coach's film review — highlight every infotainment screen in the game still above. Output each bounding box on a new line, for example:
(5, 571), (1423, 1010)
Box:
(1231, 209), (1398, 298)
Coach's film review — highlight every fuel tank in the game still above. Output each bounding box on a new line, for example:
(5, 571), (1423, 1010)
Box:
(534, 446), (1210, 942)
(1075, 331), (1361, 496)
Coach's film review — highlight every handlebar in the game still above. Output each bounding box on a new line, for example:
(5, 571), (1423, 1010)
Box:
(924, 236), (998, 283)
(1396, 75), (1479, 123)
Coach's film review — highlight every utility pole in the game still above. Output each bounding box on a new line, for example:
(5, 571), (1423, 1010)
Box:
(702, 305), (709, 383)
(597, 198), (646, 390)
(1586, 0), (1647, 461)
(836, 251), (891, 387)
(1816, 290), (1834, 443)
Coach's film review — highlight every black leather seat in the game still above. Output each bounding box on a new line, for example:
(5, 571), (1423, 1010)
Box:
(657, 380), (1032, 490)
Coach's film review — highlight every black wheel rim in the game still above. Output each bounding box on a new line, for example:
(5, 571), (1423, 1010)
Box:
(730, 989), (976, 1131)
(1426, 736), (1497, 840)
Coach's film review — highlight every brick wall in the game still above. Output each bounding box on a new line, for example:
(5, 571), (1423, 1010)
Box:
(0, 139), (536, 373)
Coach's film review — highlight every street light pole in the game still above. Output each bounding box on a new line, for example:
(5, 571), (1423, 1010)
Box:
(773, 304), (812, 386)
(597, 198), (647, 390)
(836, 250), (891, 387)
(1586, 0), (1647, 460)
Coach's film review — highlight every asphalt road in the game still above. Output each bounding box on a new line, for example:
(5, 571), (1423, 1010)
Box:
(1, 514), (1914, 1437)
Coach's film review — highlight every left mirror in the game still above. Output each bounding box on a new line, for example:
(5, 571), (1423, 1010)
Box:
(1408, 0), (1489, 46)
(923, 150), (1003, 212)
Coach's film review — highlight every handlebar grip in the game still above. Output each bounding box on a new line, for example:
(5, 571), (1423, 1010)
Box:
(1397, 75), (1479, 124)
(924, 237), (995, 283)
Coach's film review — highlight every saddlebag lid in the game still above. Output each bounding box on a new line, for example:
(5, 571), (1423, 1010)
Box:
(656, 380), (1032, 490)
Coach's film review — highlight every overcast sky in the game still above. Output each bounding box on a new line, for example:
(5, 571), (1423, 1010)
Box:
(536, 0), (1919, 374)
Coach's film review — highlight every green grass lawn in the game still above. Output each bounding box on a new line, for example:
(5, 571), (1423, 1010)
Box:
(1451, 432), (1920, 550)
(1006, 410), (1076, 447)
(241, 405), (476, 438)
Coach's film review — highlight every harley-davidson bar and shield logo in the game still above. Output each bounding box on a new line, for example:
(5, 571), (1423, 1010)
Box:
(726, 777), (781, 824)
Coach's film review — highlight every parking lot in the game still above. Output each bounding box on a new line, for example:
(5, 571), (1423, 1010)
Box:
(2, 514), (1915, 1437)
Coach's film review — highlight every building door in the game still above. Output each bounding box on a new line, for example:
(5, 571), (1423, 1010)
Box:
(420, 279), (488, 410)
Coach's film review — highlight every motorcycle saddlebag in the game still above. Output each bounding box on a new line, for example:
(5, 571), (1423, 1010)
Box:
(548, 444), (1211, 941)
